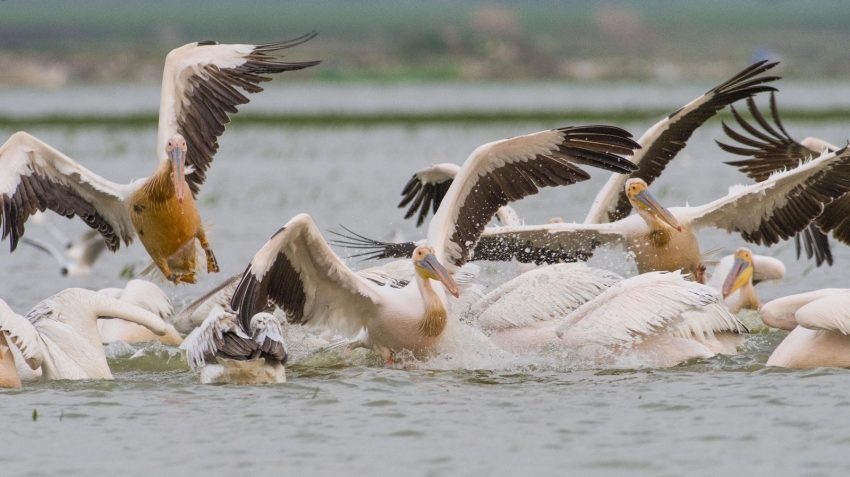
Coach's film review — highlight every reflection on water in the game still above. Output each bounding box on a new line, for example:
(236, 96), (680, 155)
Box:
(1, 108), (850, 475)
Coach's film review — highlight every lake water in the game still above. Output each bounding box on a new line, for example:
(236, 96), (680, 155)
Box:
(1, 83), (850, 476)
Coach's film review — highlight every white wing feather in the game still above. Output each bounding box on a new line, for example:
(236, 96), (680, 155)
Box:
(0, 299), (43, 370)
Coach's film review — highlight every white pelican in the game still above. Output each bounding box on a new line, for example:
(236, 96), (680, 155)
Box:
(354, 146), (850, 284)
(761, 290), (850, 368)
(182, 307), (287, 384)
(230, 125), (641, 362)
(96, 279), (183, 345)
(0, 34), (320, 284)
(464, 146), (850, 283)
(708, 248), (785, 313)
(3, 288), (166, 381)
(470, 265), (743, 367)
(718, 93), (842, 265)
(0, 300), (43, 388)
(393, 61), (778, 228)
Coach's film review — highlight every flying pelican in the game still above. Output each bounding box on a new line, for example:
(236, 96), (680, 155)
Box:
(718, 93), (842, 265)
(3, 288), (166, 382)
(761, 289), (850, 368)
(0, 300), (43, 388)
(182, 306), (287, 384)
(392, 61), (778, 228)
(469, 263), (746, 360)
(353, 146), (850, 284)
(708, 248), (785, 313)
(230, 125), (640, 362)
(96, 279), (183, 345)
(0, 34), (320, 284)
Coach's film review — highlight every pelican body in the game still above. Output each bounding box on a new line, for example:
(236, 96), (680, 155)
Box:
(0, 36), (320, 284)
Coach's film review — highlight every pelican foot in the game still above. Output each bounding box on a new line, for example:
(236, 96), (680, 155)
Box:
(168, 273), (198, 285)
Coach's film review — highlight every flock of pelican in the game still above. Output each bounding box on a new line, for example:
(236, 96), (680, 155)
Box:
(2, 35), (850, 387)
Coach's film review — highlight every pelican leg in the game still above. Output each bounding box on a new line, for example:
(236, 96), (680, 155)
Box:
(197, 232), (220, 274)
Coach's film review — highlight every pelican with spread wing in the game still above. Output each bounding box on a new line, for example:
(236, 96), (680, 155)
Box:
(392, 61), (778, 229)
(475, 147), (850, 283)
(0, 34), (320, 284)
(230, 125), (640, 362)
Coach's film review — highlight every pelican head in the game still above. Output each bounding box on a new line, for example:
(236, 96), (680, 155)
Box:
(412, 246), (460, 298)
(165, 134), (188, 203)
(722, 247), (755, 298)
(625, 178), (681, 232)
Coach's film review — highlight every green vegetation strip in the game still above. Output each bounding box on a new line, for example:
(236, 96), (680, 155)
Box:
(1, 109), (849, 129)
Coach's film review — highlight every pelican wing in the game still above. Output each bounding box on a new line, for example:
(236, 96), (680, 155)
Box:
(182, 306), (249, 369)
(398, 163), (460, 227)
(0, 300), (43, 370)
(673, 303), (747, 342)
(250, 313), (287, 363)
(428, 125), (640, 270)
(474, 218), (635, 264)
(231, 214), (382, 336)
(679, 146), (850, 246)
(794, 291), (850, 335)
(473, 264), (622, 331)
(158, 34), (321, 196)
(0, 132), (137, 252)
(585, 61), (778, 224)
(118, 280), (174, 320)
(557, 272), (720, 348)
(717, 93), (835, 265)
(718, 94), (822, 181)
(172, 273), (243, 334)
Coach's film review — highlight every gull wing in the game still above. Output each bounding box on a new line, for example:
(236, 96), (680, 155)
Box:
(0, 132), (137, 252)
(157, 34), (321, 196)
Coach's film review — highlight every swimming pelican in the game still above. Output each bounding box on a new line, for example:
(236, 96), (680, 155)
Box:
(718, 93), (842, 265)
(469, 264), (744, 359)
(0, 300), (43, 388)
(392, 61), (778, 228)
(471, 266), (742, 367)
(761, 289), (850, 368)
(708, 248), (785, 313)
(182, 306), (287, 384)
(172, 274), (244, 334)
(96, 279), (183, 345)
(230, 125), (640, 362)
(0, 34), (320, 284)
(3, 288), (166, 381)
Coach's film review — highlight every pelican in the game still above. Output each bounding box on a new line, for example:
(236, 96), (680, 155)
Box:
(471, 266), (743, 367)
(718, 93), (842, 265)
(96, 279), (183, 345)
(392, 61), (778, 228)
(761, 290), (850, 368)
(469, 264), (744, 360)
(0, 35), (320, 284)
(0, 300), (43, 388)
(230, 125), (640, 362)
(354, 146), (850, 285)
(2, 288), (166, 381)
(172, 274), (244, 334)
(708, 248), (785, 313)
(182, 307), (287, 384)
